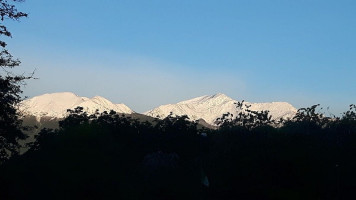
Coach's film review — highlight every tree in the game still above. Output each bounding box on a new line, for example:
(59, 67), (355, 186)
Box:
(0, 0), (28, 162)
(216, 100), (275, 130)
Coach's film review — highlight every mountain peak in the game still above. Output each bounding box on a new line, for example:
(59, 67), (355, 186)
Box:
(19, 92), (133, 120)
(212, 93), (227, 97)
(92, 95), (106, 99)
(178, 93), (234, 105)
(145, 94), (297, 125)
(91, 96), (111, 103)
(208, 93), (233, 100)
(31, 92), (78, 99)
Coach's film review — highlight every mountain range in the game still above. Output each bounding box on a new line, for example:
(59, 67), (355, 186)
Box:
(19, 92), (297, 126)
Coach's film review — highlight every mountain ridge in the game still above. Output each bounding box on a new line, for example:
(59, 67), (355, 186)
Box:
(19, 92), (134, 120)
(19, 92), (297, 125)
(144, 94), (297, 125)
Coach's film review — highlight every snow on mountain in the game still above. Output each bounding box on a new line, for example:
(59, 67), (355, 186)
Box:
(19, 92), (297, 126)
(144, 93), (297, 125)
(19, 92), (134, 120)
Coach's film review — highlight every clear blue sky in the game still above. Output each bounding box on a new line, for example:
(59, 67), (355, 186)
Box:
(6, 0), (356, 114)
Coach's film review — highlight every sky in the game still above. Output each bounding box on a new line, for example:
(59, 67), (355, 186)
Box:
(5, 0), (356, 114)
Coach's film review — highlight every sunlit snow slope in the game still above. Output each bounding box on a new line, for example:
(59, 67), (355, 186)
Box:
(19, 92), (133, 120)
(144, 93), (297, 125)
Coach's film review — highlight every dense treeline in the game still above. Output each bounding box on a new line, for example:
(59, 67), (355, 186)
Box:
(1, 104), (356, 200)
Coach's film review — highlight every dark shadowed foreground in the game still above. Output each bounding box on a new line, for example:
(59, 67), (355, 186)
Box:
(1, 105), (356, 200)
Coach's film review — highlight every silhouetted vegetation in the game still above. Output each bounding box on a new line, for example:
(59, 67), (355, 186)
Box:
(0, 0), (29, 162)
(207, 103), (356, 199)
(0, 103), (356, 199)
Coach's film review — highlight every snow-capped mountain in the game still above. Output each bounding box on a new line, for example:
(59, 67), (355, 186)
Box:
(144, 93), (297, 125)
(19, 92), (133, 120)
(19, 92), (297, 126)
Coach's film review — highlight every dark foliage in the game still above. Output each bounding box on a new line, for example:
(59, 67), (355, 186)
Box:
(208, 103), (356, 199)
(216, 100), (276, 130)
(0, 0), (28, 162)
(1, 104), (356, 200)
(1, 108), (206, 199)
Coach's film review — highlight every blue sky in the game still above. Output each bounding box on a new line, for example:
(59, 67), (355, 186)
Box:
(5, 0), (356, 114)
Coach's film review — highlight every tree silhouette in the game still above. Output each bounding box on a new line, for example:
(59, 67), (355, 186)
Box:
(0, 0), (28, 162)
(1, 103), (356, 199)
(216, 100), (275, 130)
